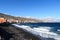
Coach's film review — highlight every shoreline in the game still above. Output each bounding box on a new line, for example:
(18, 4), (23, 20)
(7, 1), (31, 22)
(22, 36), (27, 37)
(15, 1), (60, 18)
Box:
(0, 23), (41, 40)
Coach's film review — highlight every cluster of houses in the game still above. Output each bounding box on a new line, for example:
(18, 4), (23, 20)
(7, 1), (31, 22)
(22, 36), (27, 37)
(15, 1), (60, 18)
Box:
(6, 18), (39, 23)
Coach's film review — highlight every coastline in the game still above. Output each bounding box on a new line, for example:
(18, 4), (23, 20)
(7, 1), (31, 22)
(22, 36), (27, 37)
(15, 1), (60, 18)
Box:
(0, 23), (41, 40)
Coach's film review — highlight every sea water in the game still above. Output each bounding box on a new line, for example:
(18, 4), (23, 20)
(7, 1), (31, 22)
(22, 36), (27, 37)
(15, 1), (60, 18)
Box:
(19, 23), (60, 33)
(15, 22), (60, 40)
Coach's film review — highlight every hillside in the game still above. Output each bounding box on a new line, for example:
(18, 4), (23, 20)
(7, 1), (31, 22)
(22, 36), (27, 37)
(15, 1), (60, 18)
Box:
(0, 13), (43, 23)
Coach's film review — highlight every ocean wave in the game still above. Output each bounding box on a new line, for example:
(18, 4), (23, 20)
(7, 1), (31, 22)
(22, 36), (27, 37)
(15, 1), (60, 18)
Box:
(12, 24), (60, 40)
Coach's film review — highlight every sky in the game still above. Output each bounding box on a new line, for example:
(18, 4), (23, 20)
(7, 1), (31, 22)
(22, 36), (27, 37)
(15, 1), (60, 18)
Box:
(0, 0), (60, 19)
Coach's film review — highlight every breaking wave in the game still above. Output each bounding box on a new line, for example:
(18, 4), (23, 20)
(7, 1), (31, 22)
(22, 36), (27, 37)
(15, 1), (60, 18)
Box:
(12, 24), (60, 40)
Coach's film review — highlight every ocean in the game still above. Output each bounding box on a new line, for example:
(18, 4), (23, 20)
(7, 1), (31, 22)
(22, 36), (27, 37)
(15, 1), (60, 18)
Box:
(19, 22), (60, 33)
(13, 22), (60, 40)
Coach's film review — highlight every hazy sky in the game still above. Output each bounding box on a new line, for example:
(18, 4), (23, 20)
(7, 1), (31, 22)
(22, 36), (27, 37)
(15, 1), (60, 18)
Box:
(0, 0), (60, 18)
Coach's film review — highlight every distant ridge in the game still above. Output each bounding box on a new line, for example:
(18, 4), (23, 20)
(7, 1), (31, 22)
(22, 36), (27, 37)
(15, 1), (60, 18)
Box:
(0, 13), (43, 23)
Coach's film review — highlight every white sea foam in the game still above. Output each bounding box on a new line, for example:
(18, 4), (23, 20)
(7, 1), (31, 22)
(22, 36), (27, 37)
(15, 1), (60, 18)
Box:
(12, 24), (60, 40)
(33, 27), (51, 32)
(57, 29), (60, 31)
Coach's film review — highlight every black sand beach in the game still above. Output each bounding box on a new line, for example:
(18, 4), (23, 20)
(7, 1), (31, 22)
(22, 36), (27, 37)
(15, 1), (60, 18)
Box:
(0, 23), (41, 40)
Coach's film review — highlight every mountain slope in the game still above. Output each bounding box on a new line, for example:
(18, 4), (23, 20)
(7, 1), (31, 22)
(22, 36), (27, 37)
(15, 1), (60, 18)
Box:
(0, 13), (43, 23)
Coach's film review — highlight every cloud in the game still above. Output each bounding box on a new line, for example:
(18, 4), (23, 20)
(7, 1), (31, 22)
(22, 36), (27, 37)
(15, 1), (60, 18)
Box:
(40, 16), (60, 22)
